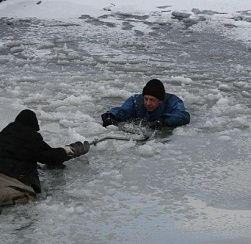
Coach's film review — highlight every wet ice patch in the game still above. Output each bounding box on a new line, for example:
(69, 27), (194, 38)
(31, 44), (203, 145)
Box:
(170, 76), (194, 86)
(218, 83), (232, 92)
(218, 135), (231, 141)
(0, 98), (21, 130)
(66, 127), (88, 143)
(100, 169), (123, 181)
(54, 94), (93, 106)
(232, 116), (250, 129)
(202, 95), (250, 131)
(211, 96), (246, 115)
(113, 140), (136, 153)
(182, 196), (251, 235)
(0, 55), (10, 65)
(0, 41), (4, 49)
(39, 110), (60, 122)
(98, 86), (132, 99)
(137, 144), (155, 157)
(17, 76), (39, 83)
(181, 92), (203, 106)
(58, 112), (95, 128)
(23, 93), (45, 103)
(173, 126), (198, 136)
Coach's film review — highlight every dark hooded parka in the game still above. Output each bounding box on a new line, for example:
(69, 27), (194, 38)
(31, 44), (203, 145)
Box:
(0, 109), (71, 193)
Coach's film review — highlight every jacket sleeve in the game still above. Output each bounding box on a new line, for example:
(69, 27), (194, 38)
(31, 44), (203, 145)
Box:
(110, 95), (136, 121)
(162, 99), (190, 127)
(35, 134), (71, 165)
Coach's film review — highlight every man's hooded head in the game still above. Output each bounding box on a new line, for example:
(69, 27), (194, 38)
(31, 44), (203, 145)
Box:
(15, 109), (40, 131)
(142, 79), (165, 101)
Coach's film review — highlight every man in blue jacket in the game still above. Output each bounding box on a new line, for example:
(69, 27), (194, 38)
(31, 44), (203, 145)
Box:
(101, 79), (190, 129)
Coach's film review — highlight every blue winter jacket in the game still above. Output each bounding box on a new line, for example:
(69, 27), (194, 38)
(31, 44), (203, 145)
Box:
(109, 93), (190, 127)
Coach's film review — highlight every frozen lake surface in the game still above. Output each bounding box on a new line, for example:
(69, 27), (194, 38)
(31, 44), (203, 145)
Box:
(0, 5), (251, 244)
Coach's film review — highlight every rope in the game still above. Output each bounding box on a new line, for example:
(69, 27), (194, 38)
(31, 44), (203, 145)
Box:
(89, 134), (149, 146)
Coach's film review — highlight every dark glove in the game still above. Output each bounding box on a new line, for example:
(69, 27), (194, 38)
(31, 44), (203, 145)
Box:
(101, 112), (118, 127)
(65, 141), (90, 157)
(149, 120), (163, 130)
(46, 163), (66, 170)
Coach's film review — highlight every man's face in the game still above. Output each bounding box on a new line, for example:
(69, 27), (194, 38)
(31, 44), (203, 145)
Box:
(144, 95), (161, 112)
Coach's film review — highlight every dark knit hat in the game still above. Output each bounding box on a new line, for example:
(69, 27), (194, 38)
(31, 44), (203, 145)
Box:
(15, 109), (40, 131)
(142, 79), (165, 101)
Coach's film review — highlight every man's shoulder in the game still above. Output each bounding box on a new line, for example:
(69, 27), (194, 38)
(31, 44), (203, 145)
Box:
(132, 94), (144, 104)
(132, 94), (143, 99)
(12, 122), (43, 139)
(0, 122), (19, 136)
(165, 93), (182, 102)
(125, 94), (143, 102)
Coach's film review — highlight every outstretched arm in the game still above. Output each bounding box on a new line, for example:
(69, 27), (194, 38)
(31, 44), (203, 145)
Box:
(110, 95), (136, 121)
(36, 135), (89, 165)
(162, 99), (190, 127)
(101, 95), (136, 126)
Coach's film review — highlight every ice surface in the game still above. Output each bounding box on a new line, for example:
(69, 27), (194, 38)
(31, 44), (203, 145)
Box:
(0, 1), (250, 244)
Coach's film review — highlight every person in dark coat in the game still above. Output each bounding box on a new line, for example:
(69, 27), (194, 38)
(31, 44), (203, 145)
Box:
(0, 109), (90, 207)
(101, 79), (190, 129)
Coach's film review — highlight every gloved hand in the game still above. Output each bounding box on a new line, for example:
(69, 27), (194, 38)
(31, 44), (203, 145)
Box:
(149, 116), (167, 130)
(64, 141), (90, 157)
(149, 120), (163, 130)
(101, 112), (118, 127)
(46, 163), (66, 170)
